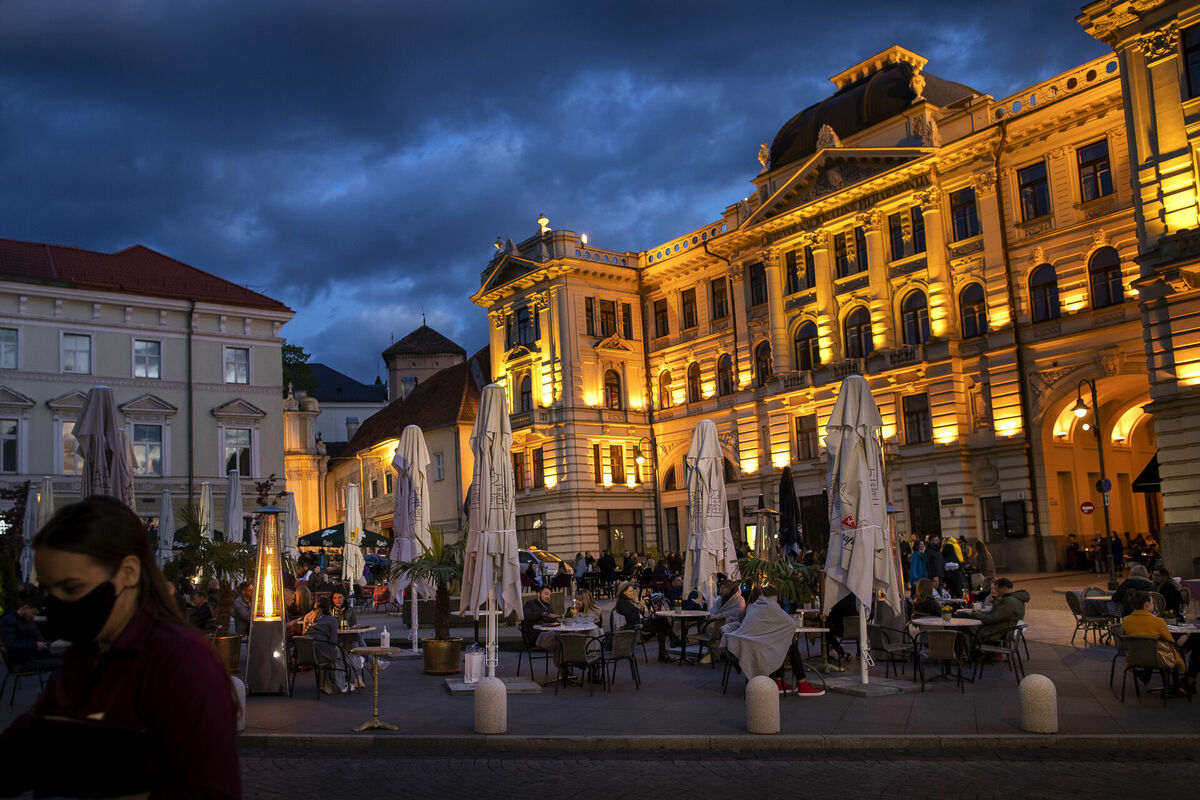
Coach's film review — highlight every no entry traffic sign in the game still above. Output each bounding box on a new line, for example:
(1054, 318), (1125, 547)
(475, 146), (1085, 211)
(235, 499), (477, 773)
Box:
(1081, 501), (1095, 515)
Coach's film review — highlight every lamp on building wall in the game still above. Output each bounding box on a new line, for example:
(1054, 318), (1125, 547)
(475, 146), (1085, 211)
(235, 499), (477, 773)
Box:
(246, 504), (288, 694)
(633, 436), (652, 466)
(1073, 379), (1118, 590)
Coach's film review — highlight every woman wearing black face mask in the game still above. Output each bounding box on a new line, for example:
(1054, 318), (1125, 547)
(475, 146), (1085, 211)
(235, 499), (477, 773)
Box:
(0, 495), (240, 799)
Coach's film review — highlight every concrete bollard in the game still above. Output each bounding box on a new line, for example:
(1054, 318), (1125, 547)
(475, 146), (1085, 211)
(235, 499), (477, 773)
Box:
(229, 675), (246, 733)
(1019, 674), (1057, 734)
(474, 676), (507, 734)
(746, 675), (780, 734)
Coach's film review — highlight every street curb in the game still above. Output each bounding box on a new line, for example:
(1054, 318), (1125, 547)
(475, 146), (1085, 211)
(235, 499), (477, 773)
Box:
(238, 732), (1200, 752)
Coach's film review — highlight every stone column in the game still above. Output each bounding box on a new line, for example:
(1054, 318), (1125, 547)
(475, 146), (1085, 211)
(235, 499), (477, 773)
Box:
(918, 187), (954, 338)
(970, 171), (1010, 329)
(727, 262), (746, 387)
(761, 248), (792, 374)
(805, 229), (839, 364)
(858, 210), (893, 351)
(487, 310), (505, 390)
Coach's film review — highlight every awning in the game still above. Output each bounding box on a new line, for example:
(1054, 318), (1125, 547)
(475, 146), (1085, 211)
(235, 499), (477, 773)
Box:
(1132, 452), (1159, 493)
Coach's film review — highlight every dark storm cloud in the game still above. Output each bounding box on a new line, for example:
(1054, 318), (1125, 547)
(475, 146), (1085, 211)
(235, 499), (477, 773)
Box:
(0, 0), (1107, 382)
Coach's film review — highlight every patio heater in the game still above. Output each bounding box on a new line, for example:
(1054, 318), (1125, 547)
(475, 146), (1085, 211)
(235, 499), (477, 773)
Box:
(247, 504), (288, 695)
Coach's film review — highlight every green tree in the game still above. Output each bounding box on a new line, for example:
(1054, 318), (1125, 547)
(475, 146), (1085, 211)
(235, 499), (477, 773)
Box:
(281, 342), (318, 397)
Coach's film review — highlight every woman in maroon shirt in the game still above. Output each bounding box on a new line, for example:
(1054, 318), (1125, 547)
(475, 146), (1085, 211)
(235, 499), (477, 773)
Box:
(0, 495), (240, 799)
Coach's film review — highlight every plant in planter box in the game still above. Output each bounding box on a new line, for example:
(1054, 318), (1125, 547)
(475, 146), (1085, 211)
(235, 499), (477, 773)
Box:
(389, 526), (464, 673)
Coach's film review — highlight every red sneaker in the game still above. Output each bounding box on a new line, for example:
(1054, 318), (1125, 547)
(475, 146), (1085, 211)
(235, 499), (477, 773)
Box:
(774, 678), (795, 694)
(795, 680), (825, 697)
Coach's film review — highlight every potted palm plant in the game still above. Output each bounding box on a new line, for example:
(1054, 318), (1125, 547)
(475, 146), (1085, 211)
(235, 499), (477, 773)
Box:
(389, 526), (464, 674)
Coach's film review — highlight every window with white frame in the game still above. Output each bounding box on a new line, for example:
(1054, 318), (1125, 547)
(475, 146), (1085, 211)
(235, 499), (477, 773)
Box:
(224, 427), (251, 474)
(61, 420), (83, 475)
(132, 423), (163, 476)
(432, 452), (445, 481)
(134, 339), (162, 379)
(224, 347), (250, 384)
(62, 334), (92, 374)
(0, 418), (16, 473)
(0, 328), (16, 369)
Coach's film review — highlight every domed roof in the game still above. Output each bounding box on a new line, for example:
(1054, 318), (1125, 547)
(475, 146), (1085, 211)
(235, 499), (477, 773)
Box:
(768, 60), (976, 171)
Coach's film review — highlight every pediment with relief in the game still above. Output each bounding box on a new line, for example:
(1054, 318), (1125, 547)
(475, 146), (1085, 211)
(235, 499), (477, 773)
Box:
(479, 253), (540, 297)
(211, 398), (267, 420)
(504, 344), (536, 362)
(119, 394), (178, 416)
(46, 389), (89, 411)
(594, 334), (635, 353)
(0, 386), (35, 410)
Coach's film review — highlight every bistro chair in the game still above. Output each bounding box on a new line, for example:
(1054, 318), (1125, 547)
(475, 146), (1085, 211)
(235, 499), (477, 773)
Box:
(720, 650), (743, 695)
(1119, 635), (1190, 706)
(839, 615), (861, 659)
(608, 610), (649, 664)
(606, 629), (641, 690)
(1149, 591), (1166, 617)
(686, 615), (726, 669)
(0, 642), (48, 706)
(1065, 590), (1109, 646)
(554, 634), (607, 696)
(866, 623), (915, 680)
(916, 629), (964, 692)
(517, 628), (553, 681)
(973, 624), (1025, 684)
(292, 635), (348, 699)
(1108, 623), (1125, 688)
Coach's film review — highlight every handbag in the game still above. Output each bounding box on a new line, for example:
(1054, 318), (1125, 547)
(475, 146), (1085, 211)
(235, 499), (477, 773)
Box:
(1156, 640), (1178, 670)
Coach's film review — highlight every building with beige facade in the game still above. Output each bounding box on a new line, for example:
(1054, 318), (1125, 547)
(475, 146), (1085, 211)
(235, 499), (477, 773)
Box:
(471, 37), (1177, 574)
(0, 238), (293, 539)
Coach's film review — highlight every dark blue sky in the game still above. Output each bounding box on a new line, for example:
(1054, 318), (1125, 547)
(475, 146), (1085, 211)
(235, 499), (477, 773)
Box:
(0, 1), (1109, 383)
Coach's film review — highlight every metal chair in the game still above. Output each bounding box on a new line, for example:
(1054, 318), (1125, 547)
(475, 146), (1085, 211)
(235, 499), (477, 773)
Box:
(685, 615), (726, 669)
(1119, 635), (1190, 706)
(1066, 590), (1109, 646)
(554, 635), (607, 696)
(516, 626), (553, 681)
(1149, 591), (1166, 617)
(0, 642), (49, 706)
(839, 615), (861, 659)
(916, 629), (964, 692)
(608, 610), (649, 663)
(292, 635), (348, 699)
(606, 629), (641, 690)
(973, 624), (1025, 684)
(866, 623), (915, 679)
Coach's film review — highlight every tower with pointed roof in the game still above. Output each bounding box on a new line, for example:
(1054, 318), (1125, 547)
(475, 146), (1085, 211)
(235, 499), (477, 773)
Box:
(381, 324), (466, 402)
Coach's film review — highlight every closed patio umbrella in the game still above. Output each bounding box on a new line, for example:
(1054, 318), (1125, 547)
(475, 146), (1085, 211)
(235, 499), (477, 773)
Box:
(682, 419), (740, 610)
(199, 482), (215, 540)
(281, 492), (300, 561)
(778, 466), (803, 558)
(342, 483), (367, 586)
(823, 375), (902, 685)
(157, 489), (175, 567)
(391, 425), (432, 653)
(36, 477), (55, 532)
(225, 470), (244, 545)
(459, 383), (522, 677)
(20, 483), (37, 583)
(73, 386), (136, 507)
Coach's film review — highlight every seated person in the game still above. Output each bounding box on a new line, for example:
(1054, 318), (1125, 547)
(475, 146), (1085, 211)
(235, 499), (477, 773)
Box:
(614, 581), (672, 661)
(0, 601), (61, 673)
(188, 588), (217, 634)
(973, 578), (1030, 642)
(724, 585), (823, 696)
(308, 567), (326, 593)
(306, 597), (362, 692)
(1121, 589), (1185, 683)
(970, 576), (995, 606)
(519, 587), (559, 646)
(232, 581), (253, 637)
(664, 576), (685, 603)
(1152, 566), (1184, 618)
(712, 580), (747, 624)
(522, 562), (541, 589)
(931, 576), (951, 602)
(551, 562), (573, 590)
(1112, 564), (1155, 616)
(825, 592), (859, 661)
(681, 589), (705, 611)
(572, 591), (603, 627)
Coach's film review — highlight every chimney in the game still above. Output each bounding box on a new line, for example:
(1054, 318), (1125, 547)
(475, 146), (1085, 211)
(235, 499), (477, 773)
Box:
(401, 376), (417, 399)
(346, 416), (360, 440)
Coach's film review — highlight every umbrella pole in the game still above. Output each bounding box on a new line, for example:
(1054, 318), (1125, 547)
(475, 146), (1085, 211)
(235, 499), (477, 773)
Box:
(486, 588), (497, 678)
(409, 584), (420, 653)
(858, 600), (869, 685)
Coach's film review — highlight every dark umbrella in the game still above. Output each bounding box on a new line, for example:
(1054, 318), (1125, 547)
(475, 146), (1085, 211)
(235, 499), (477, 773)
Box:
(297, 522), (389, 549)
(778, 466), (803, 558)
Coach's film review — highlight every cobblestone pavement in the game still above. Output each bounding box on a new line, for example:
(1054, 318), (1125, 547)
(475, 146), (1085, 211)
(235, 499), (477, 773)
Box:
(239, 747), (1200, 799)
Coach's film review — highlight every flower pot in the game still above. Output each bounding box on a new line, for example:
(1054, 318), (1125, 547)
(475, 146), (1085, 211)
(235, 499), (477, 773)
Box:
(941, 611), (952, 622)
(214, 634), (243, 673)
(421, 637), (463, 675)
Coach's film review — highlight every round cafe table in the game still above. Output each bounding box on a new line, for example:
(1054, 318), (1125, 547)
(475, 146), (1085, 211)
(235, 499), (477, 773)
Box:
(655, 610), (710, 664)
(350, 646), (405, 731)
(533, 623), (602, 685)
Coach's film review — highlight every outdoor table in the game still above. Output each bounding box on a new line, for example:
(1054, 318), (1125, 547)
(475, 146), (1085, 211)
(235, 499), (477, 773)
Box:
(1082, 594), (1118, 618)
(350, 646), (405, 731)
(336, 625), (376, 638)
(655, 609), (710, 664)
(912, 617), (982, 683)
(533, 622), (602, 686)
(1167, 622), (1200, 641)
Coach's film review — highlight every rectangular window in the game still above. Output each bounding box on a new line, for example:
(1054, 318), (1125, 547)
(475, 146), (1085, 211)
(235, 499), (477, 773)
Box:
(593, 443), (603, 484)
(370, 479), (379, 499)
(532, 447), (544, 489)
(748, 262), (767, 306)
(132, 423), (163, 477)
(62, 420), (82, 475)
(785, 250), (801, 294)
(224, 347), (250, 384)
(598, 300), (616, 337)
(802, 247), (816, 290)
(949, 188), (980, 241)
(0, 418), (15, 473)
(432, 452), (445, 481)
(911, 206), (926, 254)
(0, 328), (16, 369)
(610, 445), (625, 484)
(903, 394), (932, 445)
(653, 299), (669, 338)
(223, 427), (251, 475)
(1186, 25), (1200, 99)
(1018, 161), (1051, 221)
(1077, 140), (1113, 203)
(585, 297), (595, 336)
(795, 414), (819, 460)
(711, 278), (729, 319)
(385, 473), (393, 494)
(598, 508), (643, 553)
(621, 302), (633, 339)
(516, 512), (547, 550)
(516, 306), (534, 346)
(681, 289), (697, 329)
(853, 226), (869, 273)
(62, 333), (92, 374)
(512, 451), (526, 491)
(888, 211), (905, 260)
(833, 232), (850, 277)
(664, 507), (680, 553)
(133, 339), (161, 379)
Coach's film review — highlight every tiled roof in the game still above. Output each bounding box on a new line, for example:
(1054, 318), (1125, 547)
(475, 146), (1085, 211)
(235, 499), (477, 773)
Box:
(308, 363), (388, 404)
(0, 237), (291, 312)
(346, 346), (490, 454)
(382, 324), (466, 358)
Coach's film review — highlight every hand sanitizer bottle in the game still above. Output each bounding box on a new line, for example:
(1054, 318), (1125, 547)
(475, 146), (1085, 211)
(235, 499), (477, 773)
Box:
(380, 626), (390, 648)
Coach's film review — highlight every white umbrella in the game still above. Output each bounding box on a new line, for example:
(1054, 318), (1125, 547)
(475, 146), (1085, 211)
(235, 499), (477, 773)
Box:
(73, 386), (136, 507)
(459, 383), (522, 677)
(281, 491), (300, 561)
(20, 483), (38, 583)
(391, 425), (432, 653)
(682, 419), (740, 610)
(158, 489), (175, 567)
(823, 375), (902, 685)
(343, 483), (367, 586)
(199, 482), (215, 540)
(225, 470), (243, 545)
(36, 477), (55, 532)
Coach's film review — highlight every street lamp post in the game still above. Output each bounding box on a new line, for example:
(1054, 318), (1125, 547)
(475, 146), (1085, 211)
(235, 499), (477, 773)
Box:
(1073, 379), (1118, 590)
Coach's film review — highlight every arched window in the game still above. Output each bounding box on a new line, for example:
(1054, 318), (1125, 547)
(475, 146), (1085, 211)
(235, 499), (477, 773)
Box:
(1089, 246), (1124, 309)
(604, 369), (622, 410)
(723, 458), (738, 484)
(1030, 264), (1061, 323)
(844, 306), (874, 359)
(959, 284), (987, 339)
(754, 341), (773, 386)
(686, 362), (701, 404)
(659, 370), (673, 409)
(717, 354), (736, 395)
(662, 464), (677, 491)
(793, 321), (820, 371)
(900, 290), (930, 346)
(519, 374), (533, 412)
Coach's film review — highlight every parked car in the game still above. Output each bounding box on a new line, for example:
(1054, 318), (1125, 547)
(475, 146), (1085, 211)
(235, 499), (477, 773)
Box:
(518, 547), (573, 582)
